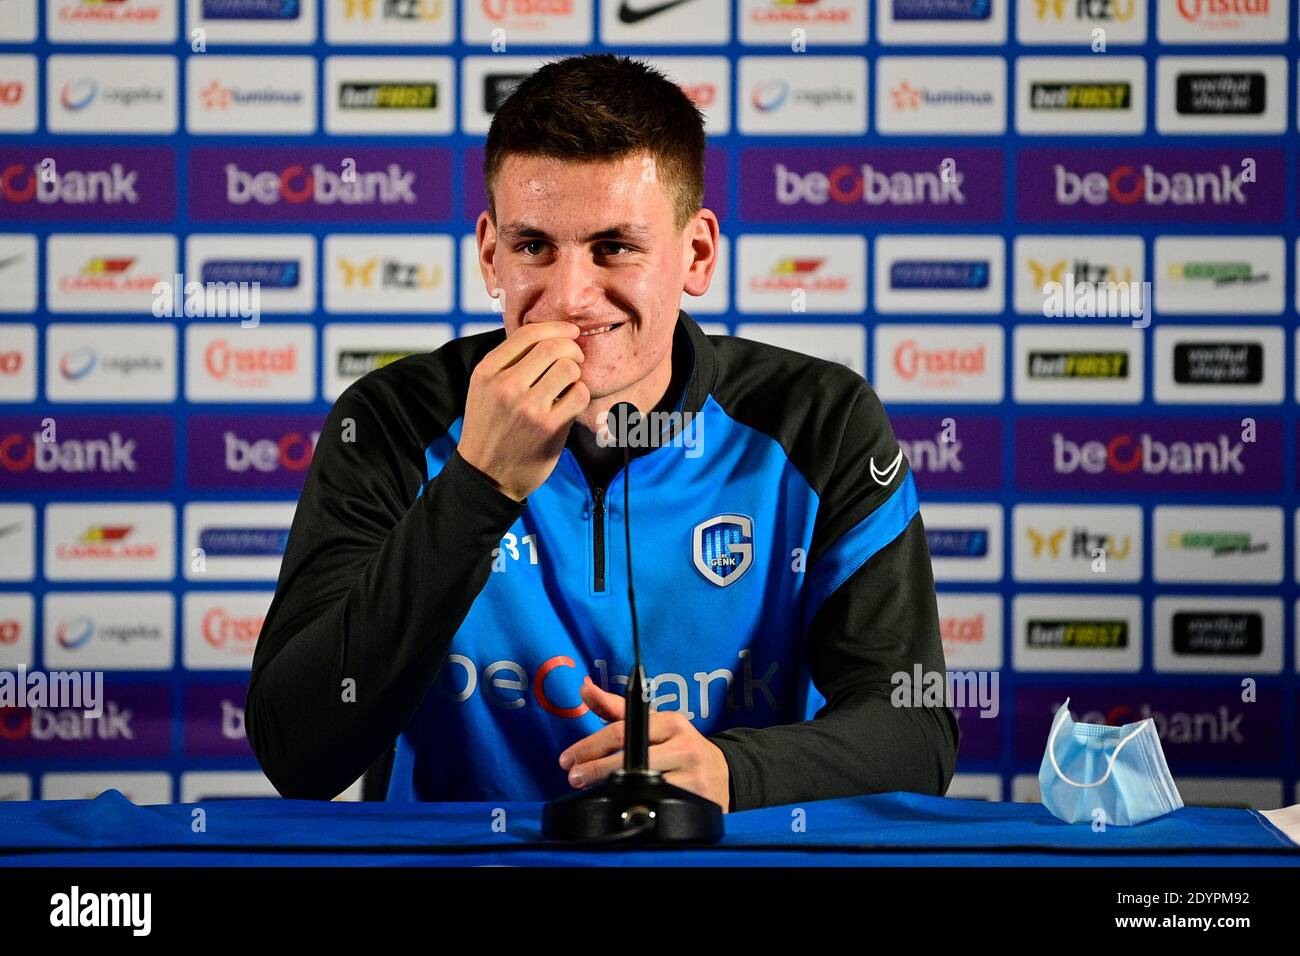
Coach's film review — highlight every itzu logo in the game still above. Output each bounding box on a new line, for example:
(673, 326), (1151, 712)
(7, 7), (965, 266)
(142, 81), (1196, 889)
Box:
(692, 514), (754, 588)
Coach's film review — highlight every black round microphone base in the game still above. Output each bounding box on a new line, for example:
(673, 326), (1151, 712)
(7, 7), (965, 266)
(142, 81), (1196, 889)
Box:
(542, 769), (725, 844)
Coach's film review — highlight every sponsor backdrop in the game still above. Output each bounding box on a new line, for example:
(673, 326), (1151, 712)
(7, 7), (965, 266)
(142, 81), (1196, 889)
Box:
(0, 0), (1297, 809)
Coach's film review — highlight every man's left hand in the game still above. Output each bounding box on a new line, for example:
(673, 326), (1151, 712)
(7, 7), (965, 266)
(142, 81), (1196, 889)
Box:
(557, 676), (730, 813)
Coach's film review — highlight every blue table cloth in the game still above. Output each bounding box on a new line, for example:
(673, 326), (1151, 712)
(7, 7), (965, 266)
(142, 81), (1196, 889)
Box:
(2, 789), (1297, 866)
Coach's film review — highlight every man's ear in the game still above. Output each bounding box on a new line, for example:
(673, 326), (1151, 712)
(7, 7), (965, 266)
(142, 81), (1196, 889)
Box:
(682, 208), (720, 298)
(475, 210), (502, 304)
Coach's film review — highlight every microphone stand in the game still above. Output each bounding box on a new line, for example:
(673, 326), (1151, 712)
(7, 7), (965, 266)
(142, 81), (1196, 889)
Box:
(542, 403), (725, 844)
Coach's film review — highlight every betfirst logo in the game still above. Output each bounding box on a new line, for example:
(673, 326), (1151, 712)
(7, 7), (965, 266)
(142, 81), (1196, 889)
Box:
(1055, 162), (1248, 208)
(223, 161), (416, 207)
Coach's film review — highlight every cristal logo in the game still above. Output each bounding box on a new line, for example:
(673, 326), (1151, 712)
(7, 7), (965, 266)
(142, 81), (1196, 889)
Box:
(223, 162), (417, 206)
(204, 340), (297, 382)
(1054, 163), (1247, 207)
(941, 613), (985, 644)
(1052, 432), (1245, 475)
(59, 347), (97, 381)
(481, 0), (574, 20)
(0, 619), (19, 645)
(0, 431), (137, 473)
(56, 617), (94, 649)
(202, 607), (264, 650)
(894, 340), (986, 380)
(223, 428), (318, 473)
(1177, 0), (1269, 21)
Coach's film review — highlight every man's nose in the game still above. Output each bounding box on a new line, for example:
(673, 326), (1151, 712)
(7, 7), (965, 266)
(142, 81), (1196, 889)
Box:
(543, 250), (602, 319)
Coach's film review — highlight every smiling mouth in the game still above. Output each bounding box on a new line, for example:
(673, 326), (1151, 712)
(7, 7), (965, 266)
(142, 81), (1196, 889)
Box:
(578, 322), (624, 337)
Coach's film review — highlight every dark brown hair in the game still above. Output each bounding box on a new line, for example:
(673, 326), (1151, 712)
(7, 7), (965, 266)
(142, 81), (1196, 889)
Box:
(484, 54), (706, 231)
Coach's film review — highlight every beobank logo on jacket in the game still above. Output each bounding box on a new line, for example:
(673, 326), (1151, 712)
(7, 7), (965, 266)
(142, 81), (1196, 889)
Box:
(1018, 148), (1283, 223)
(435, 650), (783, 722)
(1015, 417), (1282, 493)
(188, 147), (451, 223)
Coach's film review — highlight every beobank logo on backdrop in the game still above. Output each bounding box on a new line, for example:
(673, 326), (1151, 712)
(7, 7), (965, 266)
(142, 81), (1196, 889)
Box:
(187, 415), (323, 490)
(1015, 687), (1282, 764)
(0, 685), (171, 759)
(0, 148), (175, 221)
(0, 416), (173, 490)
(1017, 148), (1283, 223)
(1015, 417), (1283, 493)
(740, 147), (1004, 223)
(189, 148), (451, 223)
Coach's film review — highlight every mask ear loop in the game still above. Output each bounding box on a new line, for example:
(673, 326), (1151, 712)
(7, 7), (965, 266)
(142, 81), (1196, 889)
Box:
(1047, 698), (1150, 788)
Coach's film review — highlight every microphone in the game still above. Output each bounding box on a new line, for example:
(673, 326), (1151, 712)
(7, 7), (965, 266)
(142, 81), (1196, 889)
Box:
(542, 401), (724, 843)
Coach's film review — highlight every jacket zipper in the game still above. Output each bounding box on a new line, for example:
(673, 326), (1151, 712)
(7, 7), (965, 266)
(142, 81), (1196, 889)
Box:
(591, 485), (606, 593)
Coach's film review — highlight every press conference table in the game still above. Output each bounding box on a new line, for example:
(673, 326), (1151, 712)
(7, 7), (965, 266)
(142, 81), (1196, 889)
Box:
(1, 790), (1298, 866)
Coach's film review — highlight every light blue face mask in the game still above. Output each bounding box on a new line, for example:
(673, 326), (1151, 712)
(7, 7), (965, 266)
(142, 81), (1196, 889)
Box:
(1038, 697), (1184, 827)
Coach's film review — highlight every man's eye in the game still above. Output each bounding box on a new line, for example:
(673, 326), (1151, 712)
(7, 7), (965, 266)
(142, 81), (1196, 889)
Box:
(596, 241), (631, 256)
(517, 241), (546, 256)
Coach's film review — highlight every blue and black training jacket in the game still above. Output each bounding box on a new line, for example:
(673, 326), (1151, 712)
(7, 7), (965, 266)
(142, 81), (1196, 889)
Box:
(247, 310), (960, 810)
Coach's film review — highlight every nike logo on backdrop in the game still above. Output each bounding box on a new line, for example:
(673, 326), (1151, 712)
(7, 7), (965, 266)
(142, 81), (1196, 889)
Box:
(618, 0), (695, 24)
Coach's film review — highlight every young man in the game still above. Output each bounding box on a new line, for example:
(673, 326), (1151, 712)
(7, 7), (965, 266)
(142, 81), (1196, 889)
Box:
(247, 54), (959, 812)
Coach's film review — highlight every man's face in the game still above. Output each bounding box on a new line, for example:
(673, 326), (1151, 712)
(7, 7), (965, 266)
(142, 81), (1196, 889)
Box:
(477, 152), (716, 402)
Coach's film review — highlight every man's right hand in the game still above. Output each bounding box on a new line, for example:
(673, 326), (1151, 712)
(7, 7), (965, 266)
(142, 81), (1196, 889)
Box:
(457, 321), (591, 503)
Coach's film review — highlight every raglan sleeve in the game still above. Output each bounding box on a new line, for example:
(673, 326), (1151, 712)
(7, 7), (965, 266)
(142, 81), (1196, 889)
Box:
(706, 380), (961, 812)
(245, 378), (526, 800)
